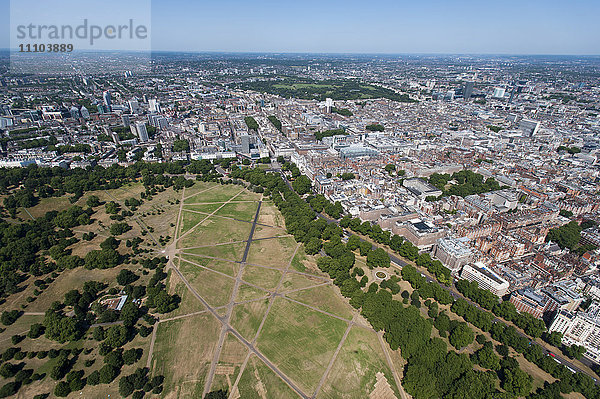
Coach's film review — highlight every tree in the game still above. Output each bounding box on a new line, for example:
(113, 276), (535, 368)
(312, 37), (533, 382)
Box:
(119, 376), (135, 397)
(501, 367), (532, 397)
(117, 269), (139, 285)
(474, 343), (500, 370)
(1, 310), (21, 326)
(545, 221), (582, 250)
(87, 370), (100, 386)
(99, 364), (119, 384)
(292, 175), (312, 195)
(28, 323), (45, 339)
(366, 248), (390, 269)
(0, 382), (20, 398)
(105, 201), (120, 214)
(449, 323), (474, 350)
(86, 195), (101, 208)
(205, 389), (228, 399)
(110, 222), (132, 236)
(105, 325), (129, 348)
(0, 363), (17, 378)
(100, 237), (120, 251)
(123, 348), (141, 365)
(304, 237), (322, 255)
(366, 123), (385, 132)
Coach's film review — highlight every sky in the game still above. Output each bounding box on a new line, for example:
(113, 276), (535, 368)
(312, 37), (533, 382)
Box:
(1, 0), (600, 55)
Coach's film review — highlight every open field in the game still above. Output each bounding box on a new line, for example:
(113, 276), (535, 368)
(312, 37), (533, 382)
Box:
(247, 236), (298, 269)
(256, 298), (348, 393)
(178, 259), (235, 308)
(214, 201), (259, 222)
(236, 355), (301, 399)
(230, 298), (270, 342)
(286, 283), (354, 320)
(152, 313), (221, 398)
(317, 327), (399, 399)
(178, 216), (252, 248)
(181, 242), (247, 262)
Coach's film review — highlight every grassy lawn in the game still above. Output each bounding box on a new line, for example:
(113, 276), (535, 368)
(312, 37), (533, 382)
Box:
(180, 209), (209, 236)
(214, 201), (259, 222)
(178, 260), (235, 308)
(247, 236), (297, 269)
(182, 202), (225, 214)
(317, 327), (399, 399)
(257, 201), (286, 228)
(181, 242), (247, 262)
(210, 332), (248, 393)
(165, 268), (205, 318)
(236, 354), (301, 399)
(242, 265), (283, 290)
(235, 283), (270, 302)
(152, 313), (221, 397)
(290, 246), (325, 276)
(253, 225), (288, 240)
(280, 272), (328, 293)
(230, 298), (270, 342)
(232, 190), (262, 202)
(285, 283), (353, 320)
(180, 254), (238, 277)
(182, 181), (218, 200)
(256, 298), (347, 393)
(178, 216), (252, 248)
(184, 185), (243, 204)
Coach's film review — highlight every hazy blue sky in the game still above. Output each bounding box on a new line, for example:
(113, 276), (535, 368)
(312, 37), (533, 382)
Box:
(2, 0), (599, 54)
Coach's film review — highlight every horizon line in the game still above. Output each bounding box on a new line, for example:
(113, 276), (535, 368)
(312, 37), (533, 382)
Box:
(1, 48), (600, 58)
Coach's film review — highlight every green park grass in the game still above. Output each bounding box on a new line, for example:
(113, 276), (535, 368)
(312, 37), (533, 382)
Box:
(180, 209), (209, 235)
(181, 242), (247, 262)
(236, 354), (301, 398)
(178, 260), (235, 308)
(230, 298), (270, 342)
(214, 201), (259, 222)
(182, 202), (225, 214)
(242, 265), (283, 290)
(247, 236), (297, 269)
(257, 200), (286, 228)
(279, 272), (328, 293)
(152, 313), (221, 397)
(184, 184), (243, 204)
(317, 327), (399, 399)
(178, 216), (252, 248)
(210, 332), (248, 393)
(180, 253), (239, 277)
(235, 283), (270, 302)
(286, 283), (354, 320)
(256, 298), (348, 393)
(182, 181), (218, 199)
(231, 190), (262, 202)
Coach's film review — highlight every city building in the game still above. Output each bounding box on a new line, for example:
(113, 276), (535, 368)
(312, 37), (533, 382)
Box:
(103, 91), (112, 111)
(434, 236), (473, 272)
(549, 305), (600, 364)
(403, 178), (443, 200)
(460, 262), (510, 296)
(518, 119), (540, 137)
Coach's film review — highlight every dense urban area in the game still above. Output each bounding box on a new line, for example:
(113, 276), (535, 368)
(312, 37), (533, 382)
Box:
(0, 52), (599, 399)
